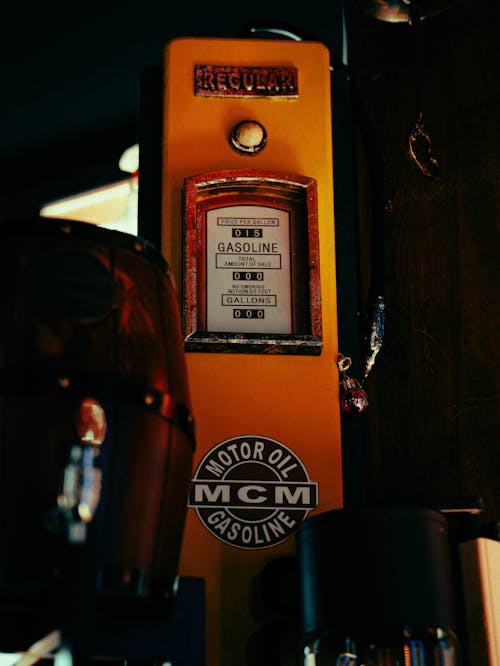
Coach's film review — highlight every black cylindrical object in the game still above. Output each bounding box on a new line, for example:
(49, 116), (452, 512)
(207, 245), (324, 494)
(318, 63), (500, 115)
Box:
(296, 505), (460, 664)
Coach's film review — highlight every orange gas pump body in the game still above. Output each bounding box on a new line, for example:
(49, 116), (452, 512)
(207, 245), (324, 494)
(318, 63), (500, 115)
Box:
(161, 37), (343, 666)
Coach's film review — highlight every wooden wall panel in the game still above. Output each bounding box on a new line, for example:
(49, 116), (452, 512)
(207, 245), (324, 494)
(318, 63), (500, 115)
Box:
(345, 0), (500, 522)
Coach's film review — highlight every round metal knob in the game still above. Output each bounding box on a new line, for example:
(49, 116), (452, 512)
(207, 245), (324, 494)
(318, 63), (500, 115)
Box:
(229, 120), (267, 155)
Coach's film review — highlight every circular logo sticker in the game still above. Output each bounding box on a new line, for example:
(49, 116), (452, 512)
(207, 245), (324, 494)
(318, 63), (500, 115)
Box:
(188, 435), (318, 549)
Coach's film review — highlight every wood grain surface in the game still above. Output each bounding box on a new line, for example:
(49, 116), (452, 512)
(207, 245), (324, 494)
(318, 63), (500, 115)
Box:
(343, 0), (499, 522)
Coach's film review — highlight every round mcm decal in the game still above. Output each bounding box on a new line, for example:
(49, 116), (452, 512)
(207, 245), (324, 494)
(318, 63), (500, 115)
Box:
(188, 435), (318, 549)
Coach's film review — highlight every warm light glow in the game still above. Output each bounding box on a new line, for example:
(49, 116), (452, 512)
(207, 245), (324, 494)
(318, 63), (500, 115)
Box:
(78, 503), (93, 523)
(119, 143), (139, 173)
(40, 144), (139, 235)
(41, 181), (131, 217)
(0, 630), (63, 666)
(40, 180), (136, 233)
(77, 398), (106, 445)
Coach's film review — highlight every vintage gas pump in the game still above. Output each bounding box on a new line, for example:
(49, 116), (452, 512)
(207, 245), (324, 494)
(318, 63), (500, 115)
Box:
(161, 37), (342, 666)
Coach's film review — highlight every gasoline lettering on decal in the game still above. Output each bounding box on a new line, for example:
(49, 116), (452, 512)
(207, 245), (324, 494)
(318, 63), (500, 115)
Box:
(188, 435), (318, 549)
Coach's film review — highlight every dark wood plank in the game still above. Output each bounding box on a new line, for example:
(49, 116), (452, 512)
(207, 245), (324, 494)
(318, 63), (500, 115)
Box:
(344, 0), (500, 522)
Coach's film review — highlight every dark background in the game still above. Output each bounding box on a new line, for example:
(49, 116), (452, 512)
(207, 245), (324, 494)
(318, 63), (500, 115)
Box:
(1, 1), (498, 523)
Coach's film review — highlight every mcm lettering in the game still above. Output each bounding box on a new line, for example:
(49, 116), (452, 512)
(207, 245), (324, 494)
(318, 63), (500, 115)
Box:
(188, 480), (317, 509)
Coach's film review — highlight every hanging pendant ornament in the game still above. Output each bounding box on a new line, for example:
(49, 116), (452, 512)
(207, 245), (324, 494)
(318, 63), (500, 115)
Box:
(337, 354), (369, 415)
(408, 111), (440, 179)
(363, 294), (386, 381)
(406, 0), (440, 179)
